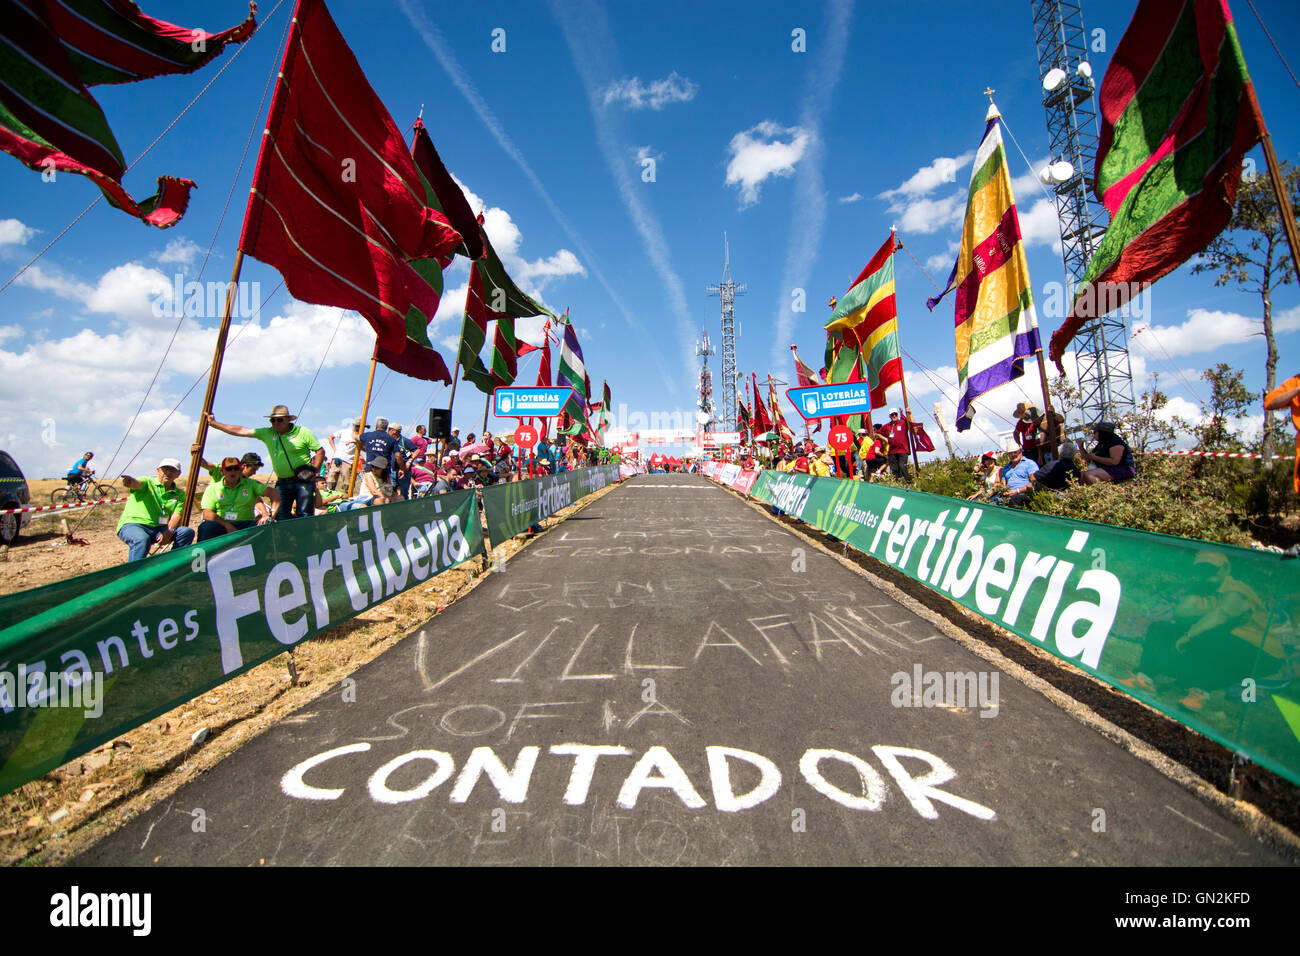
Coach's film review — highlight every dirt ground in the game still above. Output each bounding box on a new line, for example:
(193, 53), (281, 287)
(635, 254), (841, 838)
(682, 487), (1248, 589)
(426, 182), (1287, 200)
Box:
(0, 478), (620, 866)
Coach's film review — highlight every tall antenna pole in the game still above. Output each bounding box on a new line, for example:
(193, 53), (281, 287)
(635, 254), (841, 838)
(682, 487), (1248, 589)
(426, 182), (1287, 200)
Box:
(708, 233), (745, 435)
(696, 326), (716, 431)
(1031, 0), (1135, 423)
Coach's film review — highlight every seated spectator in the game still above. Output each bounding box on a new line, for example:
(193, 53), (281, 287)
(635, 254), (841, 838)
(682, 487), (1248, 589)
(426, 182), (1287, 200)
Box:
(967, 451), (999, 501)
(197, 457), (280, 540)
(1080, 421), (1136, 484)
(991, 447), (1037, 506)
(117, 458), (196, 561)
(314, 476), (348, 513)
(1031, 440), (1081, 490)
(336, 457), (394, 511)
(812, 448), (833, 477)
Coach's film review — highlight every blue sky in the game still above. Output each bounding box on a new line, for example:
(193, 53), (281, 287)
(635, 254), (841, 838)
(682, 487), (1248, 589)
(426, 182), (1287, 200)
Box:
(2, 0), (1298, 477)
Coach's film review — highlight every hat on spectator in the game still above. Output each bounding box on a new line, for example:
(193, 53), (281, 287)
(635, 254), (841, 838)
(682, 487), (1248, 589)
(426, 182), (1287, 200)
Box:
(220, 456), (241, 470)
(981, 450), (997, 461)
(370, 456), (389, 469)
(158, 457), (181, 471)
(1091, 419), (1117, 433)
(267, 404), (296, 421)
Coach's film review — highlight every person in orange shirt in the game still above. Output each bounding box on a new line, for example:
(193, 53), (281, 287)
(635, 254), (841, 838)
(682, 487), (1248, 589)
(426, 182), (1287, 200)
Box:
(1264, 374), (1300, 493)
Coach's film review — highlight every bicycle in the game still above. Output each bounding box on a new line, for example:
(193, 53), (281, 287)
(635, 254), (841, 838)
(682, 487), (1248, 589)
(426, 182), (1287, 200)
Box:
(51, 470), (118, 507)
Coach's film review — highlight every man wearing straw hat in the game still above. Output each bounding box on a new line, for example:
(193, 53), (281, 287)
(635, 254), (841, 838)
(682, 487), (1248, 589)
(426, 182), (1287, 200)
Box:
(206, 404), (324, 520)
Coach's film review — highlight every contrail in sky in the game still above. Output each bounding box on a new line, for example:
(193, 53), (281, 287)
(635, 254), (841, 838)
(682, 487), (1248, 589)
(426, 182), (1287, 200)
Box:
(771, 0), (853, 374)
(397, 0), (679, 394)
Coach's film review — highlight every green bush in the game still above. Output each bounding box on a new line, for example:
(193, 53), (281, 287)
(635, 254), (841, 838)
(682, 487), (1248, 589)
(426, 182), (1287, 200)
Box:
(889, 454), (1296, 548)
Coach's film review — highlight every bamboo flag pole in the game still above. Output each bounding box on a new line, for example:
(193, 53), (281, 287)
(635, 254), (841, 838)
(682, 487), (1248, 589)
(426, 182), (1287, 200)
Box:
(345, 343), (379, 497)
(181, 250), (247, 525)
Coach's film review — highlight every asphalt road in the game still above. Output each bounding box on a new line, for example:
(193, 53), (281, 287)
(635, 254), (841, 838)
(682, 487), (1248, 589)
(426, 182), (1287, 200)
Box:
(79, 474), (1289, 865)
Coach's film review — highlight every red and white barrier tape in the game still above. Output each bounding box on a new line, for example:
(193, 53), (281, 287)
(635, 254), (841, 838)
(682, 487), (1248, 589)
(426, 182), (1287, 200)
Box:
(1, 495), (128, 515)
(1142, 450), (1294, 461)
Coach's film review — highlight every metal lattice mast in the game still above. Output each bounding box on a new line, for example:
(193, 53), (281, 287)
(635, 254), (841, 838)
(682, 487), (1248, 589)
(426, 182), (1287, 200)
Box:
(1031, 0), (1135, 422)
(708, 234), (745, 434)
(696, 327), (715, 429)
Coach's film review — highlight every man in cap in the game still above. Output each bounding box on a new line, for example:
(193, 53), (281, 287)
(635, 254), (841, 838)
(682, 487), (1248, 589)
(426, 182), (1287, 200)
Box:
(206, 405), (324, 519)
(116, 458), (196, 561)
(198, 456), (280, 538)
(327, 418), (363, 492)
(359, 417), (402, 475)
(878, 408), (914, 480)
(390, 422), (417, 499)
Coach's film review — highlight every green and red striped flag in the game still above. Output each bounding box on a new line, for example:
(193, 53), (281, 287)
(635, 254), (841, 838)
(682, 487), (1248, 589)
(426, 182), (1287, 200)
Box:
(1049, 0), (1264, 367)
(373, 117), (481, 384)
(458, 226), (550, 394)
(0, 0), (257, 227)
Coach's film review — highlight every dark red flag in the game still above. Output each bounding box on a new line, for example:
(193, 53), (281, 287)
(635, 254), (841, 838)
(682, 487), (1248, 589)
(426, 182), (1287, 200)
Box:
(239, 0), (462, 355)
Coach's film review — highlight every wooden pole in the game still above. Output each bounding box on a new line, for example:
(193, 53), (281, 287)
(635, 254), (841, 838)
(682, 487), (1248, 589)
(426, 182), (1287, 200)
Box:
(181, 250), (246, 525)
(1247, 86), (1300, 281)
(1035, 349), (1061, 459)
(899, 370), (921, 476)
(346, 343), (379, 497)
(481, 389), (491, 434)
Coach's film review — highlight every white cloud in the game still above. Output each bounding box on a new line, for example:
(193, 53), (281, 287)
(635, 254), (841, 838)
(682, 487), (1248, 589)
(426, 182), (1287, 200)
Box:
(0, 219), (35, 246)
(838, 192), (863, 204)
(157, 236), (202, 265)
(725, 121), (810, 208)
(1132, 305), (1300, 357)
(880, 152), (975, 201)
(896, 194), (964, 234)
(517, 249), (585, 285)
(14, 263), (92, 301)
(602, 72), (698, 110)
(1016, 197), (1063, 251)
(0, 326), (21, 344)
(925, 241), (960, 275)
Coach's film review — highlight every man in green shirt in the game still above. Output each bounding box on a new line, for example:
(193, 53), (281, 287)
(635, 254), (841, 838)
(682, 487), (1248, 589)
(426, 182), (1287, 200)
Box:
(117, 458), (196, 561)
(206, 404), (323, 520)
(197, 457), (281, 541)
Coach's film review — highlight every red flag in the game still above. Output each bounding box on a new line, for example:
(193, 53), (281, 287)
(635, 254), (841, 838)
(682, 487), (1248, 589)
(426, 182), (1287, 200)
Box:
(535, 321), (553, 387)
(910, 420), (935, 453)
(750, 373), (772, 433)
(0, 1), (257, 228)
(239, 0), (462, 355)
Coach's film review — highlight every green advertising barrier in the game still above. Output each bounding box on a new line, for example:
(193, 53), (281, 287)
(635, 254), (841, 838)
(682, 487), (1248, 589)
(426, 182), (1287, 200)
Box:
(744, 470), (1300, 787)
(0, 491), (484, 794)
(481, 464), (621, 546)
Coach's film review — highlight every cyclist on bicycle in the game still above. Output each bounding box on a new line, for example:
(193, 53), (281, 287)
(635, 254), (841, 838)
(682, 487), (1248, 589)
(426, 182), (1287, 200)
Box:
(66, 452), (94, 487)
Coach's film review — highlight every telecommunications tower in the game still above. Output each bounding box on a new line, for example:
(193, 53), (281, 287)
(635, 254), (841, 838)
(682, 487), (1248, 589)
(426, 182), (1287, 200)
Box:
(696, 326), (716, 430)
(708, 234), (745, 434)
(1031, 0), (1135, 421)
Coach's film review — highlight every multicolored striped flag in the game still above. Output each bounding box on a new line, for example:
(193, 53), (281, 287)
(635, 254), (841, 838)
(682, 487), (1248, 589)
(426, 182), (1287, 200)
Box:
(928, 103), (1041, 432)
(825, 232), (903, 408)
(0, 0), (257, 227)
(1048, 0), (1264, 369)
(556, 314), (589, 435)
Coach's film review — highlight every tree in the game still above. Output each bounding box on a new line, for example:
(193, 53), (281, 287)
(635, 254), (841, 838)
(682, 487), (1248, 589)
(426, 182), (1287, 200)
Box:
(1184, 363), (1255, 450)
(1117, 375), (1177, 455)
(1191, 160), (1299, 460)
